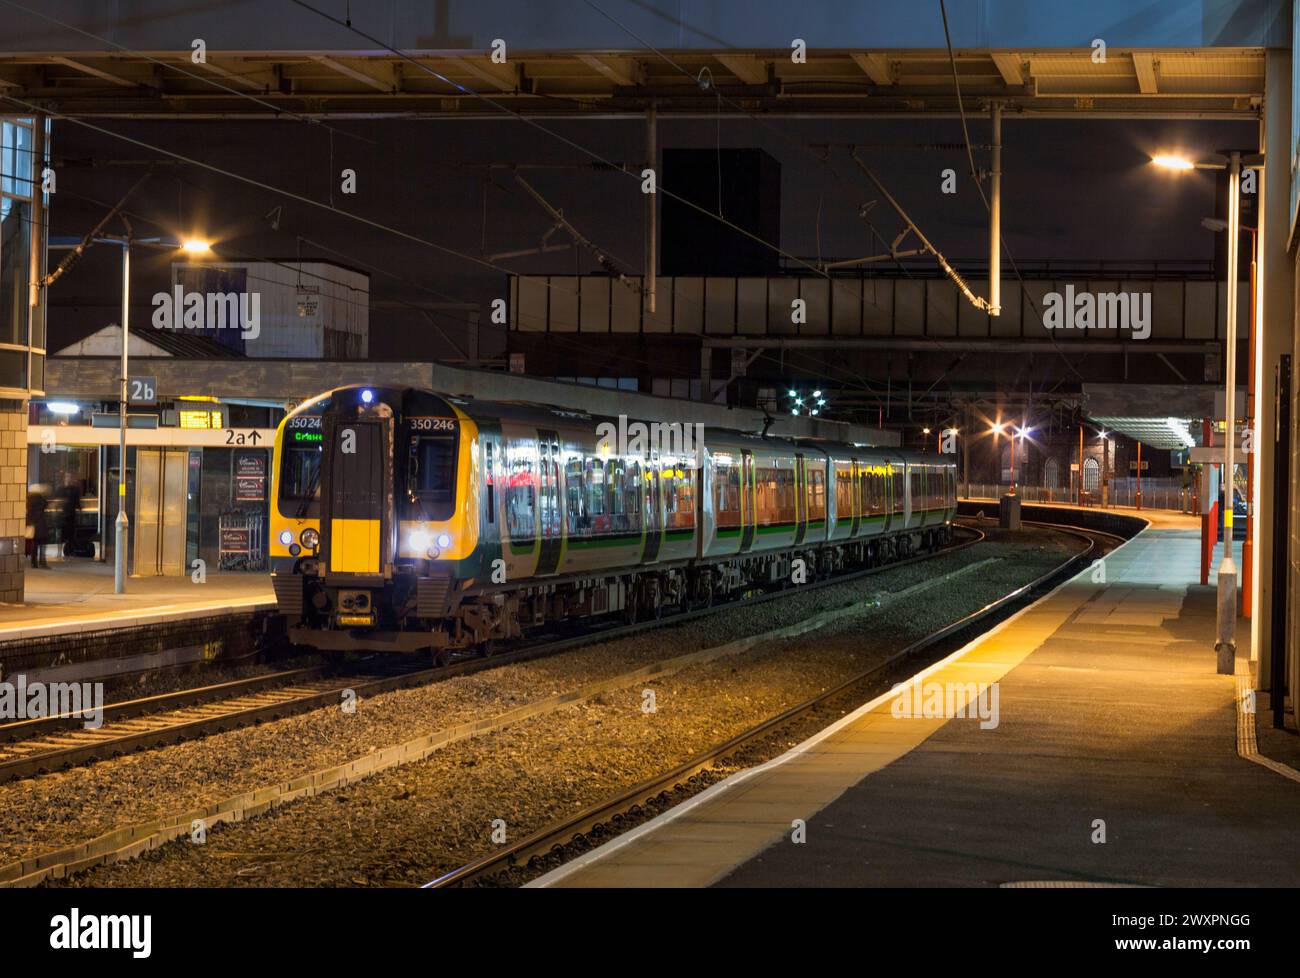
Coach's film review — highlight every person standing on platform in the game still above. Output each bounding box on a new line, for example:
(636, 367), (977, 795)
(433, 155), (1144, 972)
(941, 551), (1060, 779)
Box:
(26, 484), (49, 568)
(59, 473), (82, 558)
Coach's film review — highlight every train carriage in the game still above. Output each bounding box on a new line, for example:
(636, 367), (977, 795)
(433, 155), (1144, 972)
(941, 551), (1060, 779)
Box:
(270, 385), (957, 654)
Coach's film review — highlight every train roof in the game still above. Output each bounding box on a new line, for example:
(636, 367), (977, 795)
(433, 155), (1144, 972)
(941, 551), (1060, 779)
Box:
(288, 385), (947, 465)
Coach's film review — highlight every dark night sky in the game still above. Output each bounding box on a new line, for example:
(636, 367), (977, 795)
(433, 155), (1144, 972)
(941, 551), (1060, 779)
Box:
(45, 113), (1256, 361)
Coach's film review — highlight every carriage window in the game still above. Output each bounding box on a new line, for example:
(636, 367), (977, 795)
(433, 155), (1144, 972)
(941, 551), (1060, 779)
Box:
(505, 449), (536, 542)
(835, 466), (853, 519)
(714, 459), (741, 528)
(587, 458), (606, 517)
(566, 457), (587, 536)
(808, 467), (826, 521)
(666, 464), (696, 530)
(619, 460), (641, 533)
(776, 466), (795, 523)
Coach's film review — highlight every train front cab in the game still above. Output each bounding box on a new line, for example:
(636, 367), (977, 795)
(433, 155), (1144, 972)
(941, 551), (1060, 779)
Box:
(272, 385), (479, 652)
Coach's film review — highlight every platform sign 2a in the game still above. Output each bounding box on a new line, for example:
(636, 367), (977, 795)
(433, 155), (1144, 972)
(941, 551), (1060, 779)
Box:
(128, 376), (157, 406)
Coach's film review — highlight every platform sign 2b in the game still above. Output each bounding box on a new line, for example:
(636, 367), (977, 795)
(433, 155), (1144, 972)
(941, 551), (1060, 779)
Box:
(128, 376), (157, 406)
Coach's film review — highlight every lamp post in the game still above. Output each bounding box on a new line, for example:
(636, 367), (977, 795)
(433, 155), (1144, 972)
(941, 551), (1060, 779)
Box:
(91, 234), (212, 593)
(1153, 150), (1263, 672)
(115, 239), (129, 594)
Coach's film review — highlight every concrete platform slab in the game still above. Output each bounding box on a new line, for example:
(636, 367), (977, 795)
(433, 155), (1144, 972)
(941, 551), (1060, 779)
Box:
(533, 520), (1291, 889)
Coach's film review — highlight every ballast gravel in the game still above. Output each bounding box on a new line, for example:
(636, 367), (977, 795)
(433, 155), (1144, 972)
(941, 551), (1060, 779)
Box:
(17, 524), (1079, 886)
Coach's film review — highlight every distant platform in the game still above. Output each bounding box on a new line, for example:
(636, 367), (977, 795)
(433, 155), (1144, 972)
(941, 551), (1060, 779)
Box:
(533, 520), (1289, 888)
(0, 558), (272, 640)
(961, 495), (1200, 531)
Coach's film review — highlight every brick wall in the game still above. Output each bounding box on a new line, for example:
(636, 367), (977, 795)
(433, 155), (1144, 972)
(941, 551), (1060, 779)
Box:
(0, 399), (26, 602)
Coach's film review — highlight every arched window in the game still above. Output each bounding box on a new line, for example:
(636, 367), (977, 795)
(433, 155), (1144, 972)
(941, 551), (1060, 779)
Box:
(1082, 457), (1101, 493)
(1043, 458), (1060, 488)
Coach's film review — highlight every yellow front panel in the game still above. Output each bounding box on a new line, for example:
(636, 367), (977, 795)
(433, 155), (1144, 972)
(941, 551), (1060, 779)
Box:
(330, 518), (380, 573)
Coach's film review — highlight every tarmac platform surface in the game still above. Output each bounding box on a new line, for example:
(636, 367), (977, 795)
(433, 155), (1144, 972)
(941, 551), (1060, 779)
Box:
(533, 517), (1293, 888)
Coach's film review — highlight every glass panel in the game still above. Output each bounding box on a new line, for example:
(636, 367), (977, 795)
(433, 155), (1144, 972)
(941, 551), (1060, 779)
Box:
(1, 123), (34, 197)
(0, 196), (30, 346)
(0, 347), (25, 389)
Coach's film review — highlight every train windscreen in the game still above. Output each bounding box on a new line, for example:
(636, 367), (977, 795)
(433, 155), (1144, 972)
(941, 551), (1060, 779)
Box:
(279, 415), (323, 518)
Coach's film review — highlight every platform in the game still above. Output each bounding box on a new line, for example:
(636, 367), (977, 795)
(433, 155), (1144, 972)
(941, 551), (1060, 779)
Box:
(532, 518), (1289, 888)
(0, 558), (273, 642)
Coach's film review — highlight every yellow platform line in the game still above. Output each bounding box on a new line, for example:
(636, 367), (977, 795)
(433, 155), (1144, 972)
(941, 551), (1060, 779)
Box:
(533, 533), (1146, 889)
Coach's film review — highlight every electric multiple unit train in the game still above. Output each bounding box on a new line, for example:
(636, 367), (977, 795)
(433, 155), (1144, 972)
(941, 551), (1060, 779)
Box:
(269, 384), (958, 654)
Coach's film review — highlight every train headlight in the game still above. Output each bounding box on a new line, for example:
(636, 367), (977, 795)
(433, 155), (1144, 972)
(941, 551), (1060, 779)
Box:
(409, 530), (432, 552)
(300, 528), (320, 550)
(289, 543), (302, 556)
(436, 533), (451, 549)
(279, 529), (294, 546)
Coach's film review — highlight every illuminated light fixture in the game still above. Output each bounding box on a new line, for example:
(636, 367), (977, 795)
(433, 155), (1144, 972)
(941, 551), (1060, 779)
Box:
(181, 239), (212, 254)
(1151, 154), (1195, 170)
(811, 409), (820, 416)
(361, 389), (374, 404)
(1165, 417), (1197, 449)
(279, 529), (294, 546)
(788, 389), (797, 397)
(1099, 430), (1109, 441)
(1017, 426), (1032, 440)
(990, 422), (1005, 434)
(436, 533), (452, 549)
(46, 401), (79, 415)
(813, 390), (822, 398)
(922, 427), (931, 435)
(790, 409), (798, 415)
(409, 530), (432, 552)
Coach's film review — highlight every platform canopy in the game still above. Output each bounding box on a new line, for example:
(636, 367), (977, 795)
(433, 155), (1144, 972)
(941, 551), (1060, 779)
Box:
(1089, 415), (1201, 450)
(0, 0), (1281, 119)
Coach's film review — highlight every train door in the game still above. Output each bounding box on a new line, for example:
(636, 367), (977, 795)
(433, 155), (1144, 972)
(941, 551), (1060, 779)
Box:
(904, 462), (914, 527)
(642, 450), (662, 562)
(536, 430), (562, 576)
(740, 450), (756, 552)
(850, 460), (861, 537)
(884, 465), (894, 533)
(322, 413), (392, 576)
(794, 454), (807, 544)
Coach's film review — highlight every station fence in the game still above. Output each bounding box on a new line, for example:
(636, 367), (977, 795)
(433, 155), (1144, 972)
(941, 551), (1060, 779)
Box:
(963, 477), (1196, 513)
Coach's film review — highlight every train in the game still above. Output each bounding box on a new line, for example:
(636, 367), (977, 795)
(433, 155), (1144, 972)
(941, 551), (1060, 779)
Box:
(268, 384), (958, 655)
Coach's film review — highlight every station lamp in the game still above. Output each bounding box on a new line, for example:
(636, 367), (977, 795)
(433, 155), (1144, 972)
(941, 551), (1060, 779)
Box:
(787, 387), (828, 418)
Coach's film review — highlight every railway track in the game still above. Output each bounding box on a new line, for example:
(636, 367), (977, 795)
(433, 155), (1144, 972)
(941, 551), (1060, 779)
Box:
(0, 524), (986, 784)
(426, 521), (1114, 888)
